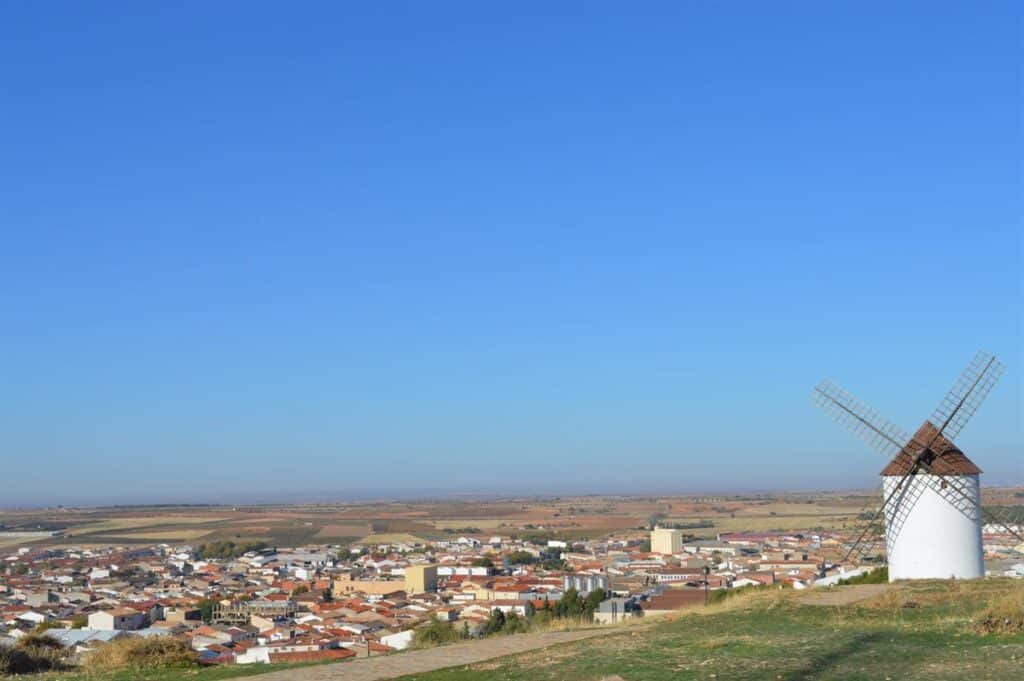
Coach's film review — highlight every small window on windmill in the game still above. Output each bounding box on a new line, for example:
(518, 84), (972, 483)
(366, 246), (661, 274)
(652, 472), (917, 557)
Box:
(940, 480), (948, 489)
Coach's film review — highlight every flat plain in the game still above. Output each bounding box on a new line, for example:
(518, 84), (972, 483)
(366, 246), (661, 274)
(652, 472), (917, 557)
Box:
(1, 488), (1019, 552)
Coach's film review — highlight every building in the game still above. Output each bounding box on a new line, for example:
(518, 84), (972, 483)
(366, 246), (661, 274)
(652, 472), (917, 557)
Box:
(881, 424), (984, 581)
(332, 573), (405, 597)
(563, 573), (608, 595)
(88, 608), (147, 631)
(404, 564), (438, 593)
(651, 528), (683, 555)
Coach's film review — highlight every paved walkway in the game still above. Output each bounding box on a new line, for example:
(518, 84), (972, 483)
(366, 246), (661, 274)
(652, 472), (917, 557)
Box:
(242, 628), (620, 681)
(798, 583), (893, 607)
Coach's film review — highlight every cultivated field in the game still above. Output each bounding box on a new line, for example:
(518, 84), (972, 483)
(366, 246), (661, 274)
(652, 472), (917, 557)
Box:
(1, 488), (1019, 554)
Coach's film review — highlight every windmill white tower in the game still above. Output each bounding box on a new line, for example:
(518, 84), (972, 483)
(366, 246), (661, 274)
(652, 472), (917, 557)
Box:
(813, 351), (1021, 581)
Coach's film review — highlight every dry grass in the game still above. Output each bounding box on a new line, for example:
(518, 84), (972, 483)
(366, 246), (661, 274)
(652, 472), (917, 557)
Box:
(527, 615), (646, 635)
(82, 636), (197, 671)
(973, 582), (1024, 634)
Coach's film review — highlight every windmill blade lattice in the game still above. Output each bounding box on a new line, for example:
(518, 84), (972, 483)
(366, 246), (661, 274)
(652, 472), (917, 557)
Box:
(813, 381), (910, 459)
(930, 351), (1005, 442)
(842, 483), (888, 564)
(845, 464), (928, 563)
(919, 471), (1024, 546)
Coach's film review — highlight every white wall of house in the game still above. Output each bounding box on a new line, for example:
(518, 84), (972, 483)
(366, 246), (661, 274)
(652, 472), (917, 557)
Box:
(380, 629), (415, 650)
(236, 646), (271, 665)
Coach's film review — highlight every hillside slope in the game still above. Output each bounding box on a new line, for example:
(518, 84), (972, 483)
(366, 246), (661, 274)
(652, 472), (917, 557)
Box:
(398, 579), (1024, 681)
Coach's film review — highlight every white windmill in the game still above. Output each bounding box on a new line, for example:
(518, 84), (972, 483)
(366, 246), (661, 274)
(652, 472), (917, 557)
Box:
(813, 351), (1021, 581)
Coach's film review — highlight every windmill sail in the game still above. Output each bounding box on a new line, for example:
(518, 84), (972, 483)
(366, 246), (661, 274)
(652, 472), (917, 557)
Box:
(929, 350), (1005, 443)
(812, 380), (910, 459)
(814, 351), (1012, 572)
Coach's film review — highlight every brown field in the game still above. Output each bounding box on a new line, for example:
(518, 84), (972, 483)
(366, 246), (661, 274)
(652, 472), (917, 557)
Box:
(0, 486), (1018, 552)
(315, 523), (371, 538)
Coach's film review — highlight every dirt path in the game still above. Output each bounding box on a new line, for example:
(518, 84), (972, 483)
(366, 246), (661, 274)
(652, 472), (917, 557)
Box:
(240, 627), (624, 681)
(799, 583), (893, 606)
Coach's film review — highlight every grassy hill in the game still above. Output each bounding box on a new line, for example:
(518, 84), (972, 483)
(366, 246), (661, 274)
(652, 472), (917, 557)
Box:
(399, 579), (1024, 681)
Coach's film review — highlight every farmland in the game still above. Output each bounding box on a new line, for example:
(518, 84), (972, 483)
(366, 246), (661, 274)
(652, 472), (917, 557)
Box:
(1, 488), (1019, 553)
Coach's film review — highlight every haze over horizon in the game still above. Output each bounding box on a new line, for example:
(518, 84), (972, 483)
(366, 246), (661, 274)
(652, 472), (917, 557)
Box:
(2, 3), (1021, 506)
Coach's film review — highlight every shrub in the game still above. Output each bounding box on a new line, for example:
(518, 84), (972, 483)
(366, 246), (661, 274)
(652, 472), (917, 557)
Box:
(83, 636), (197, 671)
(0, 635), (68, 674)
(411, 620), (466, 648)
(836, 567), (888, 585)
(17, 633), (65, 652)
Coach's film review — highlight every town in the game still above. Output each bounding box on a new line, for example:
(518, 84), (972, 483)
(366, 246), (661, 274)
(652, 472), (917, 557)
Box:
(2, 495), (1022, 672)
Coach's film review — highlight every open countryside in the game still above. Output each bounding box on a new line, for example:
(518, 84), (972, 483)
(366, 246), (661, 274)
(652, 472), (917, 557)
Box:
(3, 2), (1021, 680)
(0, 494), (917, 549)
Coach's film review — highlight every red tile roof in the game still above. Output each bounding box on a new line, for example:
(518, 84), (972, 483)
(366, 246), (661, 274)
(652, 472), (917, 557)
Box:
(881, 421), (981, 476)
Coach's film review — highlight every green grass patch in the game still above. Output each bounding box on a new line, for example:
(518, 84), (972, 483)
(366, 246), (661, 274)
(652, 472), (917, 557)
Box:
(837, 566), (888, 585)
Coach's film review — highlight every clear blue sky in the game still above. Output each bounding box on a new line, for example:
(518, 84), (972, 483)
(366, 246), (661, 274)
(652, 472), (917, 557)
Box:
(1, 2), (1020, 506)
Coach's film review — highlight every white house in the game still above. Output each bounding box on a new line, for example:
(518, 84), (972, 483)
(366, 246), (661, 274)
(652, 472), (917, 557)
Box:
(15, 611), (48, 625)
(88, 608), (147, 631)
(379, 629), (415, 650)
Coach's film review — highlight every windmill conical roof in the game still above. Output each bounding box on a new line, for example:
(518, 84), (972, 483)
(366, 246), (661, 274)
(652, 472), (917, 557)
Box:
(880, 420), (982, 476)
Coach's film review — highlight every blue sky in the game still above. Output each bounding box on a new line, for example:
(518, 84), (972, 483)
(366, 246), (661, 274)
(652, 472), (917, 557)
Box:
(1, 2), (1020, 505)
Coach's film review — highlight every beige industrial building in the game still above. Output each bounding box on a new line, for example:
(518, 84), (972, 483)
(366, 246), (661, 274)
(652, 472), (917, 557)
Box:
(404, 564), (438, 593)
(332, 573), (405, 596)
(651, 527), (684, 555)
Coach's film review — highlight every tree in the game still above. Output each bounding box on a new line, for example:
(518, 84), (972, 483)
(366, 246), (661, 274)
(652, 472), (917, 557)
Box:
(322, 587), (333, 603)
(554, 588), (583, 620)
(472, 556), (494, 568)
(524, 600), (537, 619)
(503, 610), (528, 634)
(506, 550), (536, 565)
(196, 598), (217, 624)
(483, 608), (506, 636)
(584, 588), (606, 618)
(291, 585), (309, 596)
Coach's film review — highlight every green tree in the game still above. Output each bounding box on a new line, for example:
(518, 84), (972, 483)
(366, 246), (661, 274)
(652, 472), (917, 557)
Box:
(472, 556), (494, 568)
(503, 610), (528, 634)
(196, 598), (217, 624)
(506, 550), (536, 565)
(483, 608), (506, 636)
(584, 588), (606, 618)
(555, 588), (583, 620)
